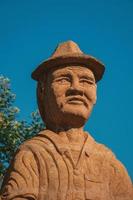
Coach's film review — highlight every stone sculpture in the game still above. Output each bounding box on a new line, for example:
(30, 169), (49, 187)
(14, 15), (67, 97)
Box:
(0, 41), (133, 200)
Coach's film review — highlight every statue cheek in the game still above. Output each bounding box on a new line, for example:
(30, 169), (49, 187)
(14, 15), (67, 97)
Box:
(55, 96), (66, 108)
(91, 90), (97, 104)
(52, 87), (68, 101)
(49, 88), (65, 107)
(86, 88), (97, 104)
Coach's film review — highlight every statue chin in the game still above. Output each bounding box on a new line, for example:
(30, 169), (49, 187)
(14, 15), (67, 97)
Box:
(44, 110), (90, 131)
(62, 114), (87, 129)
(41, 102), (93, 130)
(59, 104), (92, 127)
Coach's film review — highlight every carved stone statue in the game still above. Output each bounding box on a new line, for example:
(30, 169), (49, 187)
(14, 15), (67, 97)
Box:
(0, 41), (133, 200)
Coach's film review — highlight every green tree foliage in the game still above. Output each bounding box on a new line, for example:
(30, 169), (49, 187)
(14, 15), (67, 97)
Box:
(0, 76), (44, 178)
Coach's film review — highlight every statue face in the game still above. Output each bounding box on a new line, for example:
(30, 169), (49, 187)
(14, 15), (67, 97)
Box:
(41, 66), (97, 129)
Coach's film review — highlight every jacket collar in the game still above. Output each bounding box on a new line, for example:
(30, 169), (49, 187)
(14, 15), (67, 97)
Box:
(38, 129), (95, 157)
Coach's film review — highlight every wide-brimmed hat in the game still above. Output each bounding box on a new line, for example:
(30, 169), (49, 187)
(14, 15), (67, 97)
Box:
(31, 40), (105, 82)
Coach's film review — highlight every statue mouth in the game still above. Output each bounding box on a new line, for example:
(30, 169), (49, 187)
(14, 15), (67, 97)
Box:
(67, 96), (88, 106)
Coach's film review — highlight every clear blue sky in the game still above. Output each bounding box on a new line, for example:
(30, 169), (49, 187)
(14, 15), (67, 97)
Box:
(0, 0), (133, 180)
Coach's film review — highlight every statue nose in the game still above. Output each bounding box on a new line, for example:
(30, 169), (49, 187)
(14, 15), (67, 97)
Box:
(66, 80), (84, 96)
(71, 79), (79, 89)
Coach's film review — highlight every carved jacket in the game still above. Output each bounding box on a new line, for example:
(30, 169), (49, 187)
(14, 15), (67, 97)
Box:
(1, 130), (133, 200)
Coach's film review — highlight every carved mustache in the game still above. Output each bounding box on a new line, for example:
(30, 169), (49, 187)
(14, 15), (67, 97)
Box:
(66, 95), (88, 107)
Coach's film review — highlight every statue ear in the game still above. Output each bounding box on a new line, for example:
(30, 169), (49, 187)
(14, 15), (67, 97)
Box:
(39, 81), (45, 96)
(37, 81), (46, 123)
(37, 74), (47, 98)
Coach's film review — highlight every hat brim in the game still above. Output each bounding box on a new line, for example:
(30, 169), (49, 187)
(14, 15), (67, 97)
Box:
(31, 53), (105, 82)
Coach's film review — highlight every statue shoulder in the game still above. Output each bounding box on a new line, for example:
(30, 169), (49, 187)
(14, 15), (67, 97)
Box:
(94, 140), (132, 187)
(94, 141), (116, 160)
(18, 129), (56, 155)
(84, 131), (116, 160)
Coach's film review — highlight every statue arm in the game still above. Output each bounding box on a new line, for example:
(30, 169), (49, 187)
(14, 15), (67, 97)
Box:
(0, 147), (39, 200)
(109, 158), (133, 200)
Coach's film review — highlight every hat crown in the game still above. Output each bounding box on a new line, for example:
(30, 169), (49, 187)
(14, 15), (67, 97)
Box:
(51, 40), (83, 58)
(32, 40), (105, 82)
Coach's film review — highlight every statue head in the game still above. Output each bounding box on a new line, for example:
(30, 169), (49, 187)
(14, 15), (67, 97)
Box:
(32, 41), (105, 131)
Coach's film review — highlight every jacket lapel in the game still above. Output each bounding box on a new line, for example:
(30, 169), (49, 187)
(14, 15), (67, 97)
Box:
(38, 129), (95, 169)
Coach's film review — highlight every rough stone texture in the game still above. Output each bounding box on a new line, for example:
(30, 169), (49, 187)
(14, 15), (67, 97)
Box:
(1, 41), (133, 200)
(31, 40), (105, 82)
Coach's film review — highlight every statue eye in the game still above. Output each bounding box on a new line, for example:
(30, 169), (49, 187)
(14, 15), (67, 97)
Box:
(55, 77), (70, 84)
(80, 78), (94, 85)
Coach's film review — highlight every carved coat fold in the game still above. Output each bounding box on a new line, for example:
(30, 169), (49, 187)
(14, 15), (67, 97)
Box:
(1, 130), (133, 200)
